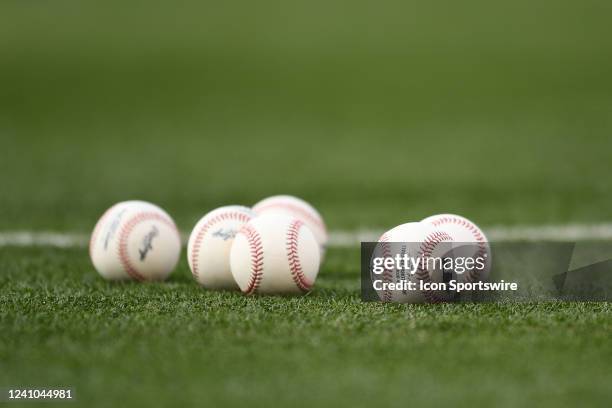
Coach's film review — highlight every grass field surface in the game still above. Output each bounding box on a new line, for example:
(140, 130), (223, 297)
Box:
(1, 1), (611, 407)
(1, 1), (612, 230)
(1, 247), (610, 407)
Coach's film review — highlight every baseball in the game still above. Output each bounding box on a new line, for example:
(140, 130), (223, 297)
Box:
(89, 200), (181, 281)
(373, 222), (455, 303)
(187, 205), (255, 289)
(252, 195), (328, 261)
(230, 213), (320, 295)
(421, 213), (491, 282)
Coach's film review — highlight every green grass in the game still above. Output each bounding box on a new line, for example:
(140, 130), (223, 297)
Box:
(1, 1), (612, 230)
(1, 247), (611, 407)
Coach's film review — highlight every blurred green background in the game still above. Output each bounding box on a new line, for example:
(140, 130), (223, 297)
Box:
(1, 0), (611, 231)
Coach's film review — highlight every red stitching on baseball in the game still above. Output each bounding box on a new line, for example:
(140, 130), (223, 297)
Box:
(240, 224), (264, 295)
(377, 233), (394, 302)
(416, 231), (454, 303)
(117, 212), (179, 281)
(427, 216), (488, 282)
(286, 220), (313, 292)
(190, 211), (253, 281)
(255, 201), (326, 234)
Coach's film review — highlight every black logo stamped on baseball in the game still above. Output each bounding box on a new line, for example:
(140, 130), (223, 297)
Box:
(212, 228), (238, 241)
(139, 226), (159, 261)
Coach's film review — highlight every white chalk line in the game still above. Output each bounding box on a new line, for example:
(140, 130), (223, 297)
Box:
(329, 223), (612, 247)
(1, 223), (612, 249)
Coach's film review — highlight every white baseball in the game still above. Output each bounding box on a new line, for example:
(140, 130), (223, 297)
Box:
(230, 214), (320, 295)
(89, 200), (181, 281)
(252, 195), (328, 261)
(187, 205), (255, 289)
(373, 222), (455, 303)
(421, 213), (491, 282)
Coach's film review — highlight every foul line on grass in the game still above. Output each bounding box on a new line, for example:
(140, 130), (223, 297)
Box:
(0, 232), (90, 248)
(329, 223), (612, 247)
(1, 223), (612, 249)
